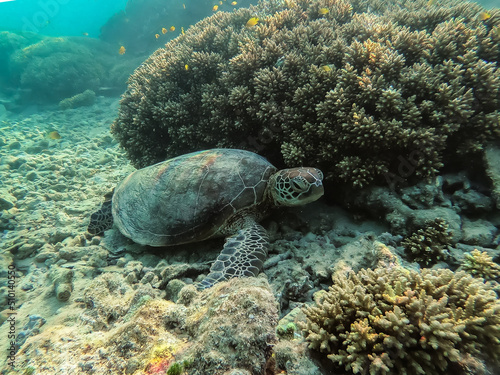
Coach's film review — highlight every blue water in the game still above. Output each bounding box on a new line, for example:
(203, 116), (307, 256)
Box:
(0, 0), (239, 103)
(0, 0), (128, 37)
(0, 0), (495, 40)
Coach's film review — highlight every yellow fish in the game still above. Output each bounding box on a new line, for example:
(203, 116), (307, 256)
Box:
(246, 17), (259, 27)
(185, 64), (189, 70)
(183, 3), (186, 8)
(118, 45), (126, 55)
(212, 5), (218, 11)
(82, 32), (89, 36)
(321, 65), (332, 72)
(170, 26), (175, 31)
(479, 11), (491, 21)
(219, 1), (223, 4)
(319, 8), (329, 15)
(47, 131), (61, 140)
(155, 33), (160, 39)
(162, 27), (167, 34)
(181, 27), (185, 35)
(231, 1), (237, 4)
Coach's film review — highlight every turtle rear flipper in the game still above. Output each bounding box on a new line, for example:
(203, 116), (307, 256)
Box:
(88, 199), (113, 236)
(197, 223), (269, 290)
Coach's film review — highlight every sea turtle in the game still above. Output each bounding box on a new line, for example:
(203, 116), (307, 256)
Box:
(88, 148), (324, 289)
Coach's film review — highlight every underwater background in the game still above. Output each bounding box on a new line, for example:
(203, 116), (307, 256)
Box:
(0, 0), (129, 37)
(0, 0), (500, 374)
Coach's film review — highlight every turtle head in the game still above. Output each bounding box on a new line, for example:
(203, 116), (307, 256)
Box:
(269, 167), (324, 206)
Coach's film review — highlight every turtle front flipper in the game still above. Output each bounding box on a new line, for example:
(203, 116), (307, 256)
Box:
(87, 195), (114, 236)
(197, 223), (269, 290)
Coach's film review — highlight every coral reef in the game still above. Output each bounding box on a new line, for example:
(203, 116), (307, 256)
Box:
(0, 31), (41, 87)
(59, 89), (96, 110)
(2, 34), (139, 104)
(401, 218), (452, 266)
(2, 88), (500, 375)
(299, 266), (500, 375)
(9, 38), (105, 102)
(461, 249), (500, 282)
(112, 0), (500, 191)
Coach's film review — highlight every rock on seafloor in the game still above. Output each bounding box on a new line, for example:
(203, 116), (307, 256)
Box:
(9, 274), (278, 375)
(484, 145), (500, 210)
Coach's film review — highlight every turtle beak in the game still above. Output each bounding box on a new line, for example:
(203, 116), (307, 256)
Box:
(299, 182), (324, 204)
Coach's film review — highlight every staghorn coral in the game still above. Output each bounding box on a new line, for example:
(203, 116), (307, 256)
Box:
(299, 266), (500, 375)
(112, 0), (500, 190)
(401, 218), (452, 266)
(461, 249), (500, 282)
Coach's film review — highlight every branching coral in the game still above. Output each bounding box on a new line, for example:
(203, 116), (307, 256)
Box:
(401, 218), (452, 266)
(299, 266), (500, 375)
(461, 249), (500, 282)
(112, 0), (500, 190)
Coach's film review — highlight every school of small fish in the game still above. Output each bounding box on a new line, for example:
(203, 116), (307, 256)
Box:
(114, 0), (497, 61)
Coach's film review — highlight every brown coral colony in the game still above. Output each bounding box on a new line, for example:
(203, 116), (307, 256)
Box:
(299, 266), (500, 375)
(112, 0), (500, 192)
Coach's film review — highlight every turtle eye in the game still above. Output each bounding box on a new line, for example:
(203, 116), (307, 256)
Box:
(316, 169), (324, 181)
(290, 177), (307, 192)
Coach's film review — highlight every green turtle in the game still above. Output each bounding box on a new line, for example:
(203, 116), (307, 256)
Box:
(88, 148), (323, 289)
